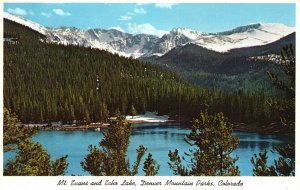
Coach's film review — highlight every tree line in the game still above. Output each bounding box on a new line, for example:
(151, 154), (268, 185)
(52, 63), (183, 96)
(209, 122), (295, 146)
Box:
(4, 19), (276, 126)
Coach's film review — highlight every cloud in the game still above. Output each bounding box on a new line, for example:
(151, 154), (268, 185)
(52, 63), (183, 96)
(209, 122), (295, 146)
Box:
(7, 8), (27, 16)
(134, 7), (147, 14)
(53, 9), (71, 16)
(155, 3), (178, 9)
(119, 15), (132, 21)
(136, 3), (147, 6)
(109, 26), (125, 33)
(41, 12), (52, 18)
(127, 23), (168, 37)
(127, 12), (135, 16)
(118, 6), (147, 23)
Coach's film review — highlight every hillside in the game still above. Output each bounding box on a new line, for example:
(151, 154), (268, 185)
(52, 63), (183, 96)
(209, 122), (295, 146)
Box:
(150, 33), (295, 94)
(3, 12), (295, 94)
(4, 18), (274, 126)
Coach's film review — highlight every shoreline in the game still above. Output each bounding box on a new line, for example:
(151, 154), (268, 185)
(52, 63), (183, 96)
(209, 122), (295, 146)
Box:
(42, 123), (109, 131)
(37, 121), (294, 138)
(40, 120), (177, 131)
(17, 112), (294, 138)
(233, 123), (295, 138)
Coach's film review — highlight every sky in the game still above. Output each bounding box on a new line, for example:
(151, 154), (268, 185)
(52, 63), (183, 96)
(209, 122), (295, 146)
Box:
(3, 3), (296, 37)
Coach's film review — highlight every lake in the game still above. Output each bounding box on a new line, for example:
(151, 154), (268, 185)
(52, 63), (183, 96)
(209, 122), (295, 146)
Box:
(3, 122), (292, 176)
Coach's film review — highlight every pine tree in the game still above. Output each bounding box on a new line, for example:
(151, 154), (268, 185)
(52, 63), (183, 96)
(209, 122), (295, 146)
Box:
(267, 44), (295, 129)
(4, 139), (68, 176)
(81, 117), (159, 176)
(3, 107), (36, 151)
(130, 105), (137, 119)
(3, 107), (69, 176)
(101, 103), (109, 122)
(251, 151), (276, 176)
(143, 153), (160, 176)
(168, 111), (240, 176)
(251, 144), (295, 176)
(252, 45), (295, 176)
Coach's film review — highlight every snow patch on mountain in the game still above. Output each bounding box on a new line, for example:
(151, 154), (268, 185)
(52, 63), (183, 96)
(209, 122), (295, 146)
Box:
(4, 12), (295, 58)
(192, 23), (295, 52)
(170, 28), (205, 40)
(3, 12), (47, 35)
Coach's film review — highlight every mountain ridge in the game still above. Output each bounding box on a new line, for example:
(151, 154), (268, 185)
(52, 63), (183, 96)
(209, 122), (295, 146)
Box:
(150, 32), (295, 93)
(3, 12), (295, 59)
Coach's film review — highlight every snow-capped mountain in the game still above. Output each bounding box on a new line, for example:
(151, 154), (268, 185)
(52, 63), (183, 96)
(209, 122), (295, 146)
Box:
(3, 12), (47, 35)
(47, 27), (160, 58)
(195, 23), (295, 52)
(3, 12), (295, 58)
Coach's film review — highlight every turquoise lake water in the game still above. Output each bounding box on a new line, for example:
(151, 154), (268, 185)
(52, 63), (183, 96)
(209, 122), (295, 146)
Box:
(3, 122), (292, 176)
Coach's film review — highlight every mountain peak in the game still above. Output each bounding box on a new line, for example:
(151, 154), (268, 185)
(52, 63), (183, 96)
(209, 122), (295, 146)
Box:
(215, 23), (262, 35)
(169, 27), (204, 40)
(214, 23), (293, 36)
(171, 27), (202, 34)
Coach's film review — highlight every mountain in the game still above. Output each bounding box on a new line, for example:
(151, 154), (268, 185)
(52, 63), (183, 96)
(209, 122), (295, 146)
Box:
(3, 12), (295, 94)
(47, 27), (161, 58)
(3, 16), (200, 122)
(3, 12), (294, 59)
(156, 32), (295, 73)
(193, 23), (294, 52)
(4, 15), (274, 125)
(151, 32), (295, 93)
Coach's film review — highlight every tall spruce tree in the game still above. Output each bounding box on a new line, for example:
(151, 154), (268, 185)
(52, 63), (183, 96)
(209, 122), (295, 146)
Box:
(251, 44), (295, 176)
(3, 107), (36, 151)
(130, 105), (137, 119)
(267, 44), (295, 129)
(251, 144), (295, 176)
(3, 108), (68, 176)
(168, 111), (240, 176)
(81, 117), (159, 176)
(4, 139), (68, 176)
(143, 153), (160, 176)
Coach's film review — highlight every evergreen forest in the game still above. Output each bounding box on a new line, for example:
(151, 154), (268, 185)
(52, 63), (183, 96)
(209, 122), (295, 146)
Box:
(4, 19), (277, 129)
